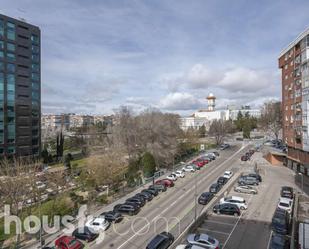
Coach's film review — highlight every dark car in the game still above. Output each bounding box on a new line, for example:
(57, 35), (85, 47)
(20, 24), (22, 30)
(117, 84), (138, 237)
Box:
(146, 231), (174, 249)
(198, 192), (214, 205)
(238, 176), (259, 186)
(125, 199), (143, 208)
(142, 188), (159, 196)
(136, 192), (153, 201)
(209, 183), (221, 193)
(149, 184), (167, 192)
(127, 197), (145, 206)
(241, 155), (249, 161)
(213, 151), (220, 157)
(269, 233), (289, 249)
(271, 208), (289, 235)
(100, 211), (123, 223)
(247, 173), (262, 182)
(213, 203), (240, 216)
(280, 186), (293, 199)
(72, 226), (99, 242)
(113, 204), (140, 216)
(217, 176), (228, 186)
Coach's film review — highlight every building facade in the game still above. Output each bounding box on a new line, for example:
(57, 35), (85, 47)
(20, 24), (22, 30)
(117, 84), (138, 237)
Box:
(279, 27), (309, 176)
(0, 14), (40, 157)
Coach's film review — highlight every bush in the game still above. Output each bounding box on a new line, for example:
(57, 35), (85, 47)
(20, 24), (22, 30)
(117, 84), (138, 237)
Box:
(96, 194), (108, 204)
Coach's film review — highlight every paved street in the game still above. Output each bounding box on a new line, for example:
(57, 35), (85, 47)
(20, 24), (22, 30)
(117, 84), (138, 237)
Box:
(181, 150), (300, 249)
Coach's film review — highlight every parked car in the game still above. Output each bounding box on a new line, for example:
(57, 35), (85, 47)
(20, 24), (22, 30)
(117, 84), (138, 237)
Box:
(241, 155), (249, 161)
(217, 176), (228, 186)
(135, 192), (153, 201)
(146, 231), (174, 249)
(223, 170), (233, 179)
(55, 236), (84, 249)
(272, 208), (289, 235)
(175, 245), (207, 249)
(174, 170), (185, 178)
(206, 153), (216, 160)
(187, 233), (219, 249)
(194, 161), (205, 168)
(212, 151), (220, 157)
(234, 185), (257, 195)
(209, 183), (221, 193)
(167, 174), (177, 181)
(280, 186), (293, 199)
(142, 188), (159, 196)
(238, 176), (259, 186)
(213, 203), (240, 216)
(149, 184), (167, 192)
(125, 198), (144, 208)
(269, 233), (289, 249)
(247, 173), (262, 182)
(85, 217), (110, 232)
(72, 227), (98, 242)
(155, 179), (174, 187)
(277, 197), (293, 213)
(220, 143), (230, 150)
(220, 196), (248, 210)
(99, 211), (123, 223)
(182, 165), (196, 172)
(198, 192), (214, 205)
(113, 204), (140, 216)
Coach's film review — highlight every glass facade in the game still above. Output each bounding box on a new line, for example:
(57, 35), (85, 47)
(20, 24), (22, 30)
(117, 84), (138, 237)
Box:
(7, 43), (15, 52)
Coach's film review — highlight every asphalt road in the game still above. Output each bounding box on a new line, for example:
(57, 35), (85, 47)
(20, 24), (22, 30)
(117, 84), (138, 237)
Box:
(85, 143), (249, 249)
(183, 150), (300, 249)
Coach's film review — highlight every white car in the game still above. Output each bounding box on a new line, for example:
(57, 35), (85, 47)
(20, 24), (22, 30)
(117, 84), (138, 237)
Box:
(174, 170), (185, 178)
(220, 196), (248, 210)
(167, 174), (177, 181)
(85, 217), (110, 232)
(183, 165), (196, 172)
(223, 171), (233, 179)
(278, 197), (293, 213)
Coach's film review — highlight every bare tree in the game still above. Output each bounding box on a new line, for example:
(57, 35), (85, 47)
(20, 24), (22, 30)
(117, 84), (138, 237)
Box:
(208, 119), (233, 145)
(259, 101), (282, 139)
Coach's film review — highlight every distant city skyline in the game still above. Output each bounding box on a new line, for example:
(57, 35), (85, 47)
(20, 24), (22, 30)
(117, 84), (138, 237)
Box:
(2, 0), (309, 115)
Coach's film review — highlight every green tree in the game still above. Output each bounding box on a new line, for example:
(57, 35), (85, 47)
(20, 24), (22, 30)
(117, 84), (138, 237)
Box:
(41, 148), (49, 164)
(198, 125), (206, 137)
(243, 122), (251, 138)
(142, 152), (156, 177)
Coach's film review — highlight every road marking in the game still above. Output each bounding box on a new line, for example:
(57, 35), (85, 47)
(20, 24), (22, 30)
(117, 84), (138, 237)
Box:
(197, 227), (230, 236)
(117, 145), (247, 249)
(266, 230), (273, 249)
(204, 220), (235, 226)
(221, 213), (243, 249)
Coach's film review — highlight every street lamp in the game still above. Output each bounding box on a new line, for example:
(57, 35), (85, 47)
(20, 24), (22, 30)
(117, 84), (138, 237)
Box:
(298, 172), (304, 193)
(194, 178), (197, 221)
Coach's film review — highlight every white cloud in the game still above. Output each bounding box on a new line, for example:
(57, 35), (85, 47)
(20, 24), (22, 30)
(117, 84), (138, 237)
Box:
(158, 92), (203, 111)
(187, 64), (222, 88)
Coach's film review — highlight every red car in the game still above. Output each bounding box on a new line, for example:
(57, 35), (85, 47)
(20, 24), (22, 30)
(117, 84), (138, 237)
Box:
(55, 236), (84, 249)
(155, 179), (174, 187)
(194, 161), (205, 167)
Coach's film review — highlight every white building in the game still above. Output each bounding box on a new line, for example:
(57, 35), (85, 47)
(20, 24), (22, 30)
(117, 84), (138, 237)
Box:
(180, 93), (261, 130)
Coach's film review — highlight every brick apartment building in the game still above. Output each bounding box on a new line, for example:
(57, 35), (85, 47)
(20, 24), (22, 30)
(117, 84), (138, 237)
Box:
(279, 28), (309, 177)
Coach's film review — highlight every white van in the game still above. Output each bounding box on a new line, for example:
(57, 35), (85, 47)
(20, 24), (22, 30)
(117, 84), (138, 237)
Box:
(299, 222), (309, 249)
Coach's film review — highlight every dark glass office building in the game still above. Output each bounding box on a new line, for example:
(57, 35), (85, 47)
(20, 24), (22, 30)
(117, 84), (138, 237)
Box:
(0, 14), (40, 157)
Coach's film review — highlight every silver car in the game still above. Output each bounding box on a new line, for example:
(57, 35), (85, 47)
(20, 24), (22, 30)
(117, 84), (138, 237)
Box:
(187, 233), (219, 248)
(234, 185), (257, 194)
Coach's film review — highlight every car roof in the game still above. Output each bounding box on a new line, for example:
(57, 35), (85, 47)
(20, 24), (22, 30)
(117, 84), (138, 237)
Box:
(147, 234), (168, 248)
(226, 196), (245, 201)
(279, 197), (292, 203)
(282, 186), (293, 191)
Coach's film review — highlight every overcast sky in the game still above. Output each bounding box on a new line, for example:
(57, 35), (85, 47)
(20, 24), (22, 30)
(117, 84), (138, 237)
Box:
(1, 0), (309, 115)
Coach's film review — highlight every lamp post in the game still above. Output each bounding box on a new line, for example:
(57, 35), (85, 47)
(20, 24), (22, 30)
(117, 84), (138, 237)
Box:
(194, 178), (197, 221)
(298, 172), (304, 193)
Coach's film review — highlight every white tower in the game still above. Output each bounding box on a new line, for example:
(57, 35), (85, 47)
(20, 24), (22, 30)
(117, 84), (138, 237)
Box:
(207, 93), (216, 111)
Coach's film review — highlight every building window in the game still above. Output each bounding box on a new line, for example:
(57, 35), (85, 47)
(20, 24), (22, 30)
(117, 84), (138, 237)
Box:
(32, 82), (39, 90)
(31, 63), (39, 72)
(0, 51), (3, 58)
(0, 19), (4, 37)
(31, 34), (39, 44)
(7, 63), (15, 73)
(31, 45), (39, 54)
(31, 73), (39, 81)
(285, 64), (288, 70)
(31, 54), (39, 62)
(0, 41), (3, 50)
(7, 43), (15, 52)
(0, 62), (3, 71)
(7, 74), (15, 84)
(285, 75), (288, 80)
(7, 53), (15, 61)
(7, 22), (16, 41)
(32, 91), (39, 100)
(8, 146), (15, 154)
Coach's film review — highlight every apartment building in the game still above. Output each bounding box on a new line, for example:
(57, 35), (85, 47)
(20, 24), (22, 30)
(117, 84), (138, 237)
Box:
(0, 14), (40, 157)
(279, 27), (309, 176)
